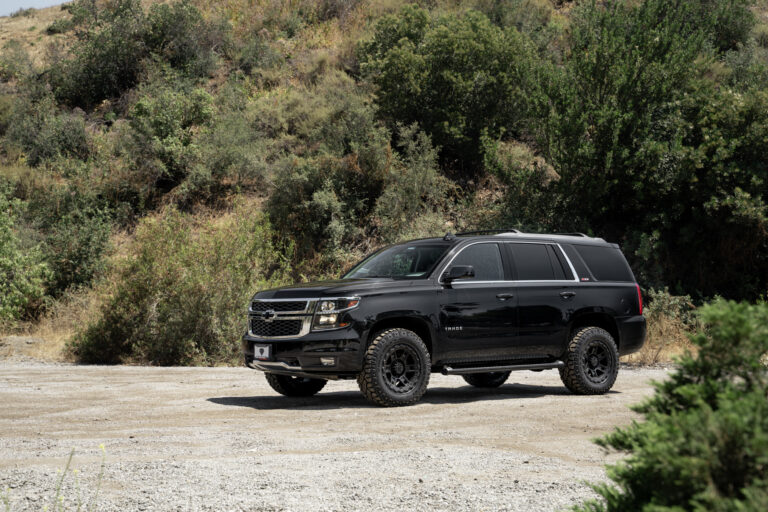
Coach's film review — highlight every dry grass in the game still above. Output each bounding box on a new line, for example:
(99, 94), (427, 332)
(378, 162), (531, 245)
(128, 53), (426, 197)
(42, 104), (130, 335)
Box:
(622, 309), (696, 365)
(0, 4), (70, 68)
(1, 287), (103, 361)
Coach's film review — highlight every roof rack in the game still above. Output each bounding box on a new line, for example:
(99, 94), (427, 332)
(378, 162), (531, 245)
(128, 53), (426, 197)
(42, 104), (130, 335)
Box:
(554, 232), (589, 237)
(456, 229), (521, 236)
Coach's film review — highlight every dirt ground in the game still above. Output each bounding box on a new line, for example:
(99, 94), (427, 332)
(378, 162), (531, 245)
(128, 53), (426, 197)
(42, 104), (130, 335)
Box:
(0, 362), (669, 511)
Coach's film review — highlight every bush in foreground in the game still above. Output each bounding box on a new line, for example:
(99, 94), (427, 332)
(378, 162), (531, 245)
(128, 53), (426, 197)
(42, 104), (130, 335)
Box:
(576, 300), (768, 511)
(69, 204), (290, 365)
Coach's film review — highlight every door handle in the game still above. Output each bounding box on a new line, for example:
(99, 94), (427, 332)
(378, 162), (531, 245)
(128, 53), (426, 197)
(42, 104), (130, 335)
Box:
(560, 291), (576, 299)
(496, 293), (514, 301)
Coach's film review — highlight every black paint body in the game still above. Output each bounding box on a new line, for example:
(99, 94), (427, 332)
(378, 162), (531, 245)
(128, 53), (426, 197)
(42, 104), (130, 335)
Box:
(242, 234), (646, 379)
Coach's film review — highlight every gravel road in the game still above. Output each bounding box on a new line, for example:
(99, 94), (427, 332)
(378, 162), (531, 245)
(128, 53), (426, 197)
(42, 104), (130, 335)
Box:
(0, 362), (669, 511)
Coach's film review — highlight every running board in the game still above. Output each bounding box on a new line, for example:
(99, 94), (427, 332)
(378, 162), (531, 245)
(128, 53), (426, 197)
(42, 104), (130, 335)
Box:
(442, 361), (564, 375)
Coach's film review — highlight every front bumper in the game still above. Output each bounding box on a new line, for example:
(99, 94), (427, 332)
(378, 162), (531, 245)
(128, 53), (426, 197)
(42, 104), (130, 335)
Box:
(242, 331), (363, 378)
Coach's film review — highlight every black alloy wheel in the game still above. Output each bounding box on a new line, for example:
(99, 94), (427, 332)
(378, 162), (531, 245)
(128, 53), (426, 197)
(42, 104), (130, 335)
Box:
(380, 343), (422, 394)
(358, 328), (431, 407)
(559, 326), (618, 395)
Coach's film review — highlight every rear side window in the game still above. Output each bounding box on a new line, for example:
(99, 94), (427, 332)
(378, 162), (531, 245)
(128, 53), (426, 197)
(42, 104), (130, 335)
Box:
(574, 245), (634, 282)
(509, 243), (555, 280)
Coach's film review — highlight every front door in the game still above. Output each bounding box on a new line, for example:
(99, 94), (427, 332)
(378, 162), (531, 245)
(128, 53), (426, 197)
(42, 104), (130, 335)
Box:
(437, 243), (519, 362)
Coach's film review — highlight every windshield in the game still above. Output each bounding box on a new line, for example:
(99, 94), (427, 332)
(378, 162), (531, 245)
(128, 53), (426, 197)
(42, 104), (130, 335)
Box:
(343, 243), (451, 280)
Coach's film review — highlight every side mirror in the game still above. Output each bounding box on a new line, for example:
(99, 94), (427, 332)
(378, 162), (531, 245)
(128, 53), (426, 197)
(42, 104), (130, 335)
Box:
(443, 265), (475, 283)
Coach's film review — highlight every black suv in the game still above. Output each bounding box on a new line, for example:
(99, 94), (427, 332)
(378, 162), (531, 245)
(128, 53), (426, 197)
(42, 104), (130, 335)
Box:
(242, 231), (646, 406)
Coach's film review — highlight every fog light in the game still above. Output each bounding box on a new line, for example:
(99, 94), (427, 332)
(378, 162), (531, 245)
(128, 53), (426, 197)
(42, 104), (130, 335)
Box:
(320, 357), (335, 366)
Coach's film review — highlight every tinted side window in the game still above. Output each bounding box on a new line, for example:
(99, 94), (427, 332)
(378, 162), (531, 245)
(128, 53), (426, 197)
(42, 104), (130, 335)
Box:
(574, 245), (634, 282)
(509, 243), (555, 280)
(450, 243), (504, 281)
(549, 245), (575, 280)
(561, 244), (592, 281)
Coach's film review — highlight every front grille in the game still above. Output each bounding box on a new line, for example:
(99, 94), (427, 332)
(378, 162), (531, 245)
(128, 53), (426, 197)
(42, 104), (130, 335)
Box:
(250, 318), (303, 337)
(251, 301), (307, 312)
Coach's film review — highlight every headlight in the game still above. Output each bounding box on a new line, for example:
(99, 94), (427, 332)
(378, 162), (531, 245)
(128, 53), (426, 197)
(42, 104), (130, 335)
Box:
(312, 297), (360, 331)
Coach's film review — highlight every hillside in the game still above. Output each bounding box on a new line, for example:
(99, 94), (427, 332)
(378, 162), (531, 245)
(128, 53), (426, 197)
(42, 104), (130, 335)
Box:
(0, 0), (766, 364)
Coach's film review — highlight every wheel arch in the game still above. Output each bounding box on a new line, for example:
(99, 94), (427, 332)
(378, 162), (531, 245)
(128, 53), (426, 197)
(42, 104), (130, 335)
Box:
(365, 316), (435, 356)
(569, 311), (620, 350)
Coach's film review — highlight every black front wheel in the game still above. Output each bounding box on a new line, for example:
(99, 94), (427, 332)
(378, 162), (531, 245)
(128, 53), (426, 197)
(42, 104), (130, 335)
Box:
(265, 373), (327, 397)
(357, 328), (430, 407)
(559, 327), (618, 394)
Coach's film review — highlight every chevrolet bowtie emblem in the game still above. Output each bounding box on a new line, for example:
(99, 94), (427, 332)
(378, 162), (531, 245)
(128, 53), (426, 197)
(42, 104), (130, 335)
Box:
(261, 310), (277, 322)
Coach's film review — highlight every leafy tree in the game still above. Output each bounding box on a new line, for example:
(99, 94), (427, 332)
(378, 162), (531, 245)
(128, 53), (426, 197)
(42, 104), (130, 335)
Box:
(576, 300), (768, 511)
(360, 6), (536, 171)
(517, 0), (768, 299)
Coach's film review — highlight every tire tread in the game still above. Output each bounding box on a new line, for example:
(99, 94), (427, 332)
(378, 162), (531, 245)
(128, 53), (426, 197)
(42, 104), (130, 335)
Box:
(559, 326), (618, 395)
(357, 328), (430, 407)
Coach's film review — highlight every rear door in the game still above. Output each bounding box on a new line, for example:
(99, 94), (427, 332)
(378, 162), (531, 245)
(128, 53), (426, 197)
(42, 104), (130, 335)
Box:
(505, 242), (577, 358)
(437, 242), (519, 362)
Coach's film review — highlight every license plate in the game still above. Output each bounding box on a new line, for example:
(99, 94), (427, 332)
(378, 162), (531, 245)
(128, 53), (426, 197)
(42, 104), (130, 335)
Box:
(253, 344), (271, 361)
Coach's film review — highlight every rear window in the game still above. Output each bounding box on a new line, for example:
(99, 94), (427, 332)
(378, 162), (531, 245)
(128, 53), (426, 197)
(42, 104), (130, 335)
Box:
(573, 245), (634, 282)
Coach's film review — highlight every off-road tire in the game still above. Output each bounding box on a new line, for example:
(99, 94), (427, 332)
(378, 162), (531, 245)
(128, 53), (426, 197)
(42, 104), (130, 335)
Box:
(559, 327), (618, 395)
(357, 328), (430, 407)
(462, 371), (511, 388)
(265, 373), (327, 397)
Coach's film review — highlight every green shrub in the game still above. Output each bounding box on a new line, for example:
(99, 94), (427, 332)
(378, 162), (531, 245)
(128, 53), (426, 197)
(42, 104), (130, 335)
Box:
(145, 1), (231, 78)
(0, 191), (49, 323)
(46, 17), (75, 35)
(373, 124), (452, 242)
(360, 5), (536, 170)
(4, 95), (90, 166)
(32, 192), (111, 297)
(577, 300), (768, 511)
(236, 33), (283, 75)
(704, 0), (755, 52)
(0, 40), (32, 82)
(264, 71), (391, 256)
(128, 81), (213, 193)
(481, 136), (558, 231)
(10, 8), (36, 18)
(49, 0), (148, 109)
(70, 204), (290, 365)
(316, 0), (361, 22)
(178, 111), (268, 204)
(49, 0), (230, 109)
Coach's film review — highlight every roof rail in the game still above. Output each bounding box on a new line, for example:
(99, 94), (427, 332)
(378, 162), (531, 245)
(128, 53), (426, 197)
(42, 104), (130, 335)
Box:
(554, 232), (589, 237)
(456, 229), (521, 236)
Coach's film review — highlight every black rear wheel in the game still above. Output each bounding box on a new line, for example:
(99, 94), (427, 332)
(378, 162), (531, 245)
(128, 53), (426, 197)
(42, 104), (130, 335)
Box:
(265, 373), (327, 397)
(559, 327), (618, 394)
(462, 371), (511, 388)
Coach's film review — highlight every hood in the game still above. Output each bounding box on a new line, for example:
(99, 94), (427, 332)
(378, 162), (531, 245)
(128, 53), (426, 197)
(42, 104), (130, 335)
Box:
(253, 278), (418, 299)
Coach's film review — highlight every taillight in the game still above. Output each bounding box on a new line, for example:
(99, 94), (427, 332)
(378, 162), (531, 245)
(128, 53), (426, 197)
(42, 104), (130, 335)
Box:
(636, 283), (643, 315)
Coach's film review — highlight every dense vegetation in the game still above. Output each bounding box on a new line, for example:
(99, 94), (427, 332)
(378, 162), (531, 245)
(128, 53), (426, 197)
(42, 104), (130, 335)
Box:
(576, 300), (768, 511)
(0, 0), (766, 363)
